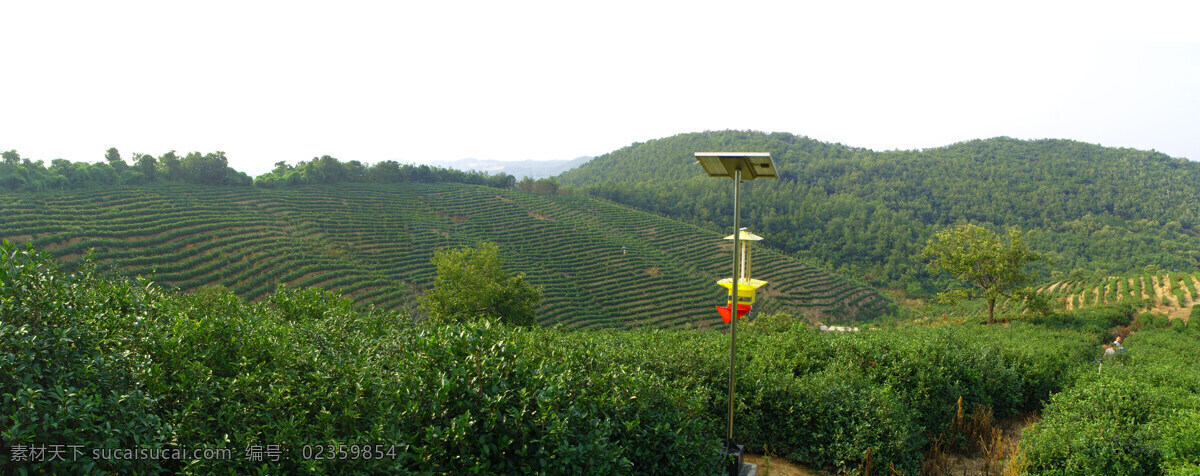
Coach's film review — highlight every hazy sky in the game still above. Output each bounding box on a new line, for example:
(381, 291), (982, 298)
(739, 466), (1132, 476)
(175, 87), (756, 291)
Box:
(2, 1), (1198, 176)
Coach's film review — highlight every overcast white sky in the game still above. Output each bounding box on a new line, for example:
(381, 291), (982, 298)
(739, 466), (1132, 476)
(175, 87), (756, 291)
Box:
(2, 1), (1198, 176)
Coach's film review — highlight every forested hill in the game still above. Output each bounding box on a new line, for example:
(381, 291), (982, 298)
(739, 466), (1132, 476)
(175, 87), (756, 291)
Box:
(558, 131), (1200, 293)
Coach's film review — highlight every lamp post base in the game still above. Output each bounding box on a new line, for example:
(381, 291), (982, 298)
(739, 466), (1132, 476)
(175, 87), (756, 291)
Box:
(724, 441), (745, 476)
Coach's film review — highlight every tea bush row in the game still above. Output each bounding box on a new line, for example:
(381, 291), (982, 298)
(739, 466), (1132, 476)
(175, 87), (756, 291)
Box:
(533, 311), (1104, 473)
(0, 181), (892, 329)
(0, 242), (724, 474)
(1022, 326), (1200, 475)
(2, 242), (1120, 475)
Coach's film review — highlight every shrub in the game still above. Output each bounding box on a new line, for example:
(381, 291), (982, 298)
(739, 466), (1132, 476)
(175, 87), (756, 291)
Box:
(0, 242), (172, 474)
(419, 242), (541, 326)
(1136, 312), (1156, 329)
(0, 242), (723, 474)
(1022, 375), (1177, 475)
(1022, 328), (1200, 474)
(4, 243), (1137, 475)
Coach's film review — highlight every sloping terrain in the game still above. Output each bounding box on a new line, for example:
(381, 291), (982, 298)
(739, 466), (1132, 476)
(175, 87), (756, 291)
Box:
(1036, 272), (1199, 322)
(0, 182), (892, 328)
(559, 131), (1200, 289)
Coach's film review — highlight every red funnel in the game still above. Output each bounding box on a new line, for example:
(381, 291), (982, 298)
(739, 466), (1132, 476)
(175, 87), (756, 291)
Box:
(716, 303), (752, 323)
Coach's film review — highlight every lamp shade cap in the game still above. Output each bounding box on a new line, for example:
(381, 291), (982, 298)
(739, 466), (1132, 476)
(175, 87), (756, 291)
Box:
(724, 230), (764, 241)
(694, 152), (776, 179)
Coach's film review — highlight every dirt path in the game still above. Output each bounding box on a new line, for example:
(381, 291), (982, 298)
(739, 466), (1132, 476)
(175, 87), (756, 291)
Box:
(743, 453), (820, 476)
(924, 411), (1036, 476)
(1152, 275), (1176, 306)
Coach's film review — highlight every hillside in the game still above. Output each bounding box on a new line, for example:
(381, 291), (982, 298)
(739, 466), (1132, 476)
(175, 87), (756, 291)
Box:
(1035, 271), (1199, 322)
(0, 182), (892, 328)
(559, 131), (1200, 292)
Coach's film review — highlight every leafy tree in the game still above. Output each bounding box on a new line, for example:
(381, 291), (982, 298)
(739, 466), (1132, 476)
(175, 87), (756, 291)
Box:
(922, 224), (1040, 324)
(516, 176), (560, 194)
(159, 151), (182, 179)
(104, 147), (125, 169)
(420, 242), (541, 326)
(2, 150), (19, 164)
(135, 153), (157, 180)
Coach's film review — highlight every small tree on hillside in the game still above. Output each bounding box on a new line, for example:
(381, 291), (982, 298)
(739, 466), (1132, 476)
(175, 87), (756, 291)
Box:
(922, 224), (1041, 324)
(105, 147), (126, 170)
(420, 242), (541, 326)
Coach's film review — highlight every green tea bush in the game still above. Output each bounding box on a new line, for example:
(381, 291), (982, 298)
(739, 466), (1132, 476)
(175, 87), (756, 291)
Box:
(1029, 302), (1136, 343)
(1022, 329), (1200, 474)
(577, 318), (1098, 474)
(3, 243), (1134, 475)
(0, 243), (173, 474)
(1137, 312), (1156, 329)
(1159, 409), (1200, 475)
(1022, 373), (1181, 474)
(0, 242), (725, 474)
(1154, 314), (1171, 329)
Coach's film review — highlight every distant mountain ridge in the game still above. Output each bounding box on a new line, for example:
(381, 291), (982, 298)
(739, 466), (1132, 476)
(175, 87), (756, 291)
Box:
(429, 156), (592, 179)
(558, 131), (1200, 293)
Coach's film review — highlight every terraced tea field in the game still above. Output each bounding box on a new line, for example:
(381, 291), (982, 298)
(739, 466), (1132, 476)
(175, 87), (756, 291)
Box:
(0, 182), (893, 328)
(1036, 272), (1200, 322)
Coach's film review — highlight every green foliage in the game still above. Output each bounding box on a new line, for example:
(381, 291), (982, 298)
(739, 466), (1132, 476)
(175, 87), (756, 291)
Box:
(253, 155), (515, 189)
(1137, 312), (1157, 329)
(921, 224), (1040, 323)
(420, 242), (542, 326)
(559, 131), (1200, 289)
(1022, 329), (1200, 474)
(514, 176), (561, 194)
(0, 241), (172, 474)
(4, 244), (1125, 475)
(0, 148), (250, 191)
(0, 242), (725, 474)
(0, 181), (890, 329)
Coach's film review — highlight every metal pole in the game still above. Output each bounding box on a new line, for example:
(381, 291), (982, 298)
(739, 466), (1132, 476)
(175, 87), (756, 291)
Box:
(727, 166), (741, 445)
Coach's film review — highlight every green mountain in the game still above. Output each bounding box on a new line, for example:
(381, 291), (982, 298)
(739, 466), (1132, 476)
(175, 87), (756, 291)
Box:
(0, 182), (892, 328)
(559, 131), (1200, 293)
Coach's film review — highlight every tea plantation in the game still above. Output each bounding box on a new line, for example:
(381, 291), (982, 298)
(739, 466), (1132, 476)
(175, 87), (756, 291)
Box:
(1036, 273), (1200, 310)
(6, 242), (1197, 474)
(0, 182), (891, 329)
(1022, 315), (1200, 474)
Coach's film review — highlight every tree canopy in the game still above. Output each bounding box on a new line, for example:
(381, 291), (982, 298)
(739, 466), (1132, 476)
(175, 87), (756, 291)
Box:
(921, 224), (1040, 324)
(558, 130), (1200, 291)
(419, 242), (542, 326)
(0, 149), (515, 192)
